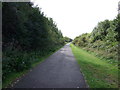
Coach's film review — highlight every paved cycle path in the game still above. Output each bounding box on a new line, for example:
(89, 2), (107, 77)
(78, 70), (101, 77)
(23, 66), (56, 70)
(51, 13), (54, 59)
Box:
(13, 44), (88, 88)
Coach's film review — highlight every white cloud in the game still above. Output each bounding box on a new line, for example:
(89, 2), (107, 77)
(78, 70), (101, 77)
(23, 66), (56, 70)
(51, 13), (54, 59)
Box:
(31, 0), (119, 39)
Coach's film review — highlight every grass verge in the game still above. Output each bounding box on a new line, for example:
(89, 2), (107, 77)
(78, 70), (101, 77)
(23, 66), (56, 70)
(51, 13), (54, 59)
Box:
(2, 45), (63, 88)
(70, 44), (118, 88)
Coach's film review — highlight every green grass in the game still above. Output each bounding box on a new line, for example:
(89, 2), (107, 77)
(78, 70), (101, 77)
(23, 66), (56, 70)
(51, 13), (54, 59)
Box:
(70, 44), (118, 88)
(2, 46), (63, 88)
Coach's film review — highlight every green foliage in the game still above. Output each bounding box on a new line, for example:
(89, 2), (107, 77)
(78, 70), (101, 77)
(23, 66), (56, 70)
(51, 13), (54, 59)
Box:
(63, 36), (72, 43)
(73, 17), (119, 61)
(2, 2), (65, 82)
(70, 44), (118, 88)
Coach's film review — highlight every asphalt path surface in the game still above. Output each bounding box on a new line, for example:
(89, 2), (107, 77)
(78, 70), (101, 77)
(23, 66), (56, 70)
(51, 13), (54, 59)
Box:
(13, 44), (88, 88)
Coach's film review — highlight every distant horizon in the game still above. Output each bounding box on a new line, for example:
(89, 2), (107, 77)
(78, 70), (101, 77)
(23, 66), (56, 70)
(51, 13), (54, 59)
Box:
(31, 0), (119, 39)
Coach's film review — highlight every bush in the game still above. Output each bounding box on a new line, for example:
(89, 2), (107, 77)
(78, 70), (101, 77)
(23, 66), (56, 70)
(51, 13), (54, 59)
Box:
(72, 17), (118, 62)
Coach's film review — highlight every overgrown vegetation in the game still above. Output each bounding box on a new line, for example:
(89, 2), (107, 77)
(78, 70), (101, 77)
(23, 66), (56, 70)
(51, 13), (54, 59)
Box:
(72, 14), (119, 88)
(2, 2), (65, 87)
(70, 44), (118, 88)
(73, 16), (119, 61)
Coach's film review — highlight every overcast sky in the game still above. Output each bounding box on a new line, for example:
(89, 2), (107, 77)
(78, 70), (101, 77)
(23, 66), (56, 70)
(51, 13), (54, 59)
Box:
(31, 0), (119, 39)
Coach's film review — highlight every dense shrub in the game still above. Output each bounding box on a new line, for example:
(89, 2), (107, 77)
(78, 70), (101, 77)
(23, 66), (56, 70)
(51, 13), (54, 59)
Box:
(73, 17), (119, 61)
(2, 2), (65, 81)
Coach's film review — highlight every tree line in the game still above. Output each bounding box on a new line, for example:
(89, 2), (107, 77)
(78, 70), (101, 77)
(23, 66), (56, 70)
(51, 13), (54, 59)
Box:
(2, 2), (68, 81)
(73, 15), (119, 61)
(64, 36), (72, 43)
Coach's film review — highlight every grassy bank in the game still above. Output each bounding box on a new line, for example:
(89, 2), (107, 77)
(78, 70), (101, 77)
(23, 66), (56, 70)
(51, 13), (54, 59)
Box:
(2, 45), (63, 88)
(70, 44), (118, 88)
